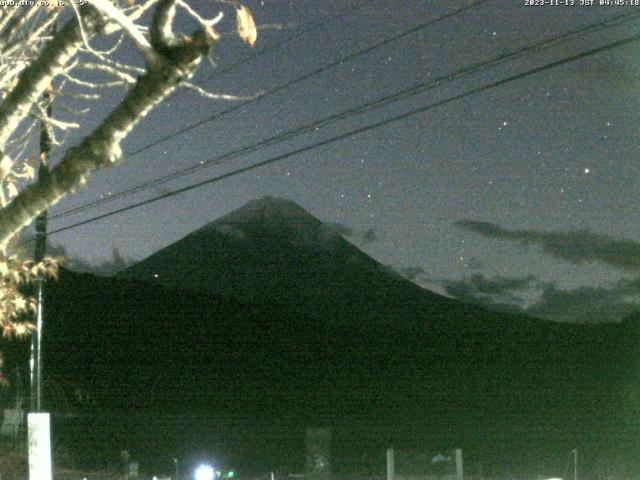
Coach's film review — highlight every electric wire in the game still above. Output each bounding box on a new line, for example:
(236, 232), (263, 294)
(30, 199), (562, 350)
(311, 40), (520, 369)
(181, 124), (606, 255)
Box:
(109, 0), (493, 161)
(49, 9), (640, 222)
(44, 31), (640, 238)
(170, 0), (373, 99)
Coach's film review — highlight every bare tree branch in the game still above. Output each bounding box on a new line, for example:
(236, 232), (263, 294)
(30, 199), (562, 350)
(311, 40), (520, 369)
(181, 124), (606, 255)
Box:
(0, 19), (215, 245)
(86, 0), (158, 65)
(0, 7), (106, 148)
(0, 0), (258, 337)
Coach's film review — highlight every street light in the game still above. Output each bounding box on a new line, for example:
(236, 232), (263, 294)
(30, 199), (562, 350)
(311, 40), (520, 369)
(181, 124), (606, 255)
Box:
(194, 464), (215, 480)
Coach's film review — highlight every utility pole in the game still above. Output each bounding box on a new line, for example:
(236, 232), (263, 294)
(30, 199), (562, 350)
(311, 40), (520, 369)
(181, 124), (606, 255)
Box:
(27, 81), (54, 480)
(572, 449), (578, 480)
(30, 90), (52, 413)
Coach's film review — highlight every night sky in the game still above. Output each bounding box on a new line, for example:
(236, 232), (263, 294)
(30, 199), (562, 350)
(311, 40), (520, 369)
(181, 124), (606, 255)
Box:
(40, 0), (640, 323)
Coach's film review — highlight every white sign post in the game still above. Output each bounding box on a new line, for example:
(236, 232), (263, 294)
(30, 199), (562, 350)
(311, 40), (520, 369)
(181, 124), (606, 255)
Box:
(28, 412), (52, 480)
(455, 448), (463, 480)
(386, 448), (395, 480)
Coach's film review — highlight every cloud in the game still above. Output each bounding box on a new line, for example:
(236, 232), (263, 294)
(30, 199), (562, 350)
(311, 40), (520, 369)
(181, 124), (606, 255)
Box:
(455, 220), (640, 271)
(322, 222), (379, 246)
(466, 273), (536, 295)
(446, 220), (640, 322)
(321, 222), (353, 238)
(441, 271), (640, 323)
(441, 273), (535, 309)
(399, 266), (426, 281)
(47, 244), (134, 276)
(526, 282), (639, 324)
(442, 279), (487, 304)
(362, 227), (378, 246)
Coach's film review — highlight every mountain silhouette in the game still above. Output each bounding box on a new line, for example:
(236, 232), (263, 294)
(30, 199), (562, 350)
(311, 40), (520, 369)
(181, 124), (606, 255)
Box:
(3, 197), (636, 474)
(121, 197), (543, 334)
(121, 196), (439, 307)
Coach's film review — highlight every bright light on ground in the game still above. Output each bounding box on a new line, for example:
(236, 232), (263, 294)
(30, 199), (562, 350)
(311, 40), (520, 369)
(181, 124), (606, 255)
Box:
(194, 464), (215, 480)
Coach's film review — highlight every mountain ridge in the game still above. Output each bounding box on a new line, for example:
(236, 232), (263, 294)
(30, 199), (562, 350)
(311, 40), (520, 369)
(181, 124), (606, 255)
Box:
(15, 196), (637, 473)
(30, 267), (639, 474)
(120, 196), (453, 310)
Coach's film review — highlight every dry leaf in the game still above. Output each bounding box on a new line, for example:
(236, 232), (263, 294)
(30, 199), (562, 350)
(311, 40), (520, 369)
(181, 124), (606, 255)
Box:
(14, 322), (35, 338)
(13, 296), (26, 311)
(2, 323), (12, 339)
(6, 180), (17, 199)
(236, 4), (257, 47)
(0, 156), (11, 178)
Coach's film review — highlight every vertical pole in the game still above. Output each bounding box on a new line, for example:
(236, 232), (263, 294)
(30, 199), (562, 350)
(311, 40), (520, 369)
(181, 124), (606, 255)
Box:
(455, 448), (463, 480)
(573, 449), (577, 480)
(386, 448), (394, 480)
(30, 274), (44, 411)
(28, 51), (54, 480)
(121, 450), (130, 480)
(27, 413), (52, 480)
(30, 85), (52, 413)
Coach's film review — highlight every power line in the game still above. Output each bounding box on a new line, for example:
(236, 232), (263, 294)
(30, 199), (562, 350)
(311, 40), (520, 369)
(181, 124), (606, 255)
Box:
(49, 9), (640, 221)
(171, 0), (373, 98)
(45, 31), (640, 238)
(46, 2), (374, 166)
(119, 0), (492, 159)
